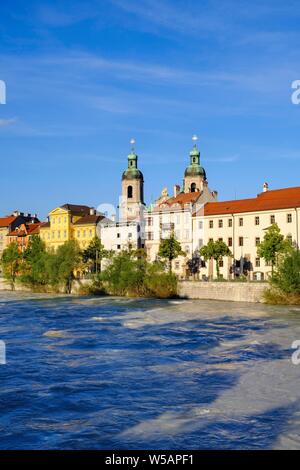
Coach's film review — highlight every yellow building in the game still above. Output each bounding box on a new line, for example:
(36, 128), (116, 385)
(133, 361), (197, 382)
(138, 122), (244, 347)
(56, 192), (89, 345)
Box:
(40, 204), (104, 250)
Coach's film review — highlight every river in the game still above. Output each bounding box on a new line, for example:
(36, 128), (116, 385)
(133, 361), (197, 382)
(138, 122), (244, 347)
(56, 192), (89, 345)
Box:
(0, 292), (300, 449)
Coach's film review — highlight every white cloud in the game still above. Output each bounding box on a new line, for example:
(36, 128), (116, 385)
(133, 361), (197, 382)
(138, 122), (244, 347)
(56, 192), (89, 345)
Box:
(0, 118), (17, 127)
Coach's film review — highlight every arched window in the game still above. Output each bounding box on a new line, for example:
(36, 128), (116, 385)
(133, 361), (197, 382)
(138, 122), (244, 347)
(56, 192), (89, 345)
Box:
(191, 182), (196, 193)
(127, 185), (133, 198)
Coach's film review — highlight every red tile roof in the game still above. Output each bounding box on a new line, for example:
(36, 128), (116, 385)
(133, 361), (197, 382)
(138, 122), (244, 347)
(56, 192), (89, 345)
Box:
(203, 186), (300, 216)
(8, 223), (41, 237)
(157, 191), (202, 210)
(0, 216), (17, 228)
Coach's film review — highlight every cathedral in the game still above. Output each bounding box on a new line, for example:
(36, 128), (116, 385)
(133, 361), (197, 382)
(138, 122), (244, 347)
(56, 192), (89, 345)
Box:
(100, 137), (300, 281)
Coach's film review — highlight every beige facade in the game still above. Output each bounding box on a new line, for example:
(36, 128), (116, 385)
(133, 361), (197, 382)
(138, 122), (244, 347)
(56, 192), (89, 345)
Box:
(194, 205), (300, 281)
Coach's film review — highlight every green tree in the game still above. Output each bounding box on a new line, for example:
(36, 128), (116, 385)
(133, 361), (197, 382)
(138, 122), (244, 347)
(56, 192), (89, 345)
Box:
(99, 250), (177, 298)
(48, 241), (82, 293)
(200, 240), (232, 279)
(1, 242), (21, 290)
(82, 237), (108, 274)
(158, 234), (185, 272)
(257, 223), (292, 274)
(20, 235), (50, 287)
(100, 249), (147, 296)
(271, 248), (300, 295)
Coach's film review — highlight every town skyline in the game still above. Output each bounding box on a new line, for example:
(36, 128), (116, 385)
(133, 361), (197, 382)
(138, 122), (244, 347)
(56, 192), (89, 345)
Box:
(1, 0), (300, 217)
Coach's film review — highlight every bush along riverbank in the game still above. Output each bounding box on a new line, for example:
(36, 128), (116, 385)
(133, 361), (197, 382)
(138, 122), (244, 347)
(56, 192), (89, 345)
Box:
(0, 236), (178, 299)
(87, 249), (178, 298)
(263, 249), (300, 305)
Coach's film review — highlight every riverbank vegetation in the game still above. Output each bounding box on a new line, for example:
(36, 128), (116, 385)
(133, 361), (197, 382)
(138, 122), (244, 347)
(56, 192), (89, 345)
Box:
(0, 236), (178, 298)
(257, 224), (300, 304)
(263, 249), (300, 304)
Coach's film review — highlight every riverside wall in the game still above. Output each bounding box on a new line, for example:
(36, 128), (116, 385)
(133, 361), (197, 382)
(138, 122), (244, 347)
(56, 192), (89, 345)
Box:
(0, 277), (267, 303)
(178, 281), (267, 303)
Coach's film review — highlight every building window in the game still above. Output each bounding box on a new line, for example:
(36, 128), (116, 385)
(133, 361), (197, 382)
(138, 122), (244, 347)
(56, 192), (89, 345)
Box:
(191, 182), (196, 193)
(218, 219), (223, 228)
(228, 218), (233, 227)
(198, 221), (203, 230)
(209, 220), (214, 229)
(77, 230), (80, 238)
(255, 257), (261, 267)
(239, 218), (243, 227)
(58, 217), (61, 224)
(270, 215), (275, 224)
(127, 186), (133, 199)
(228, 237), (232, 247)
(147, 217), (153, 226)
(83, 230), (86, 238)
(146, 232), (153, 241)
(239, 237), (243, 246)
(255, 216), (260, 226)
(117, 233), (120, 238)
(209, 238), (213, 242)
(219, 258), (224, 267)
(57, 231), (60, 239)
(117, 245), (121, 250)
(175, 261), (180, 270)
(255, 237), (260, 246)
(198, 238), (203, 248)
(128, 233), (132, 238)
(287, 213), (292, 223)
(218, 237), (223, 242)
(89, 229), (92, 237)
(64, 230), (67, 238)
(287, 234), (292, 244)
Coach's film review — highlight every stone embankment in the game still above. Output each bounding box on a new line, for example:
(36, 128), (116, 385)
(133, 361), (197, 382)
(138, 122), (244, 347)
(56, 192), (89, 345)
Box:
(178, 281), (266, 303)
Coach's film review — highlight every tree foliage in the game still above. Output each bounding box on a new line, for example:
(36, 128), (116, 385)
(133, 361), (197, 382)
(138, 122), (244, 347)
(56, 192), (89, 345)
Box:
(200, 239), (232, 279)
(1, 242), (21, 289)
(158, 234), (185, 272)
(257, 223), (292, 273)
(82, 237), (108, 273)
(271, 248), (300, 295)
(99, 250), (177, 298)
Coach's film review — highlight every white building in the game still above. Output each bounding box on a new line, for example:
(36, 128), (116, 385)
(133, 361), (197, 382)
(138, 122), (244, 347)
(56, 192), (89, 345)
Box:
(99, 139), (300, 281)
(99, 220), (143, 252)
(194, 184), (300, 280)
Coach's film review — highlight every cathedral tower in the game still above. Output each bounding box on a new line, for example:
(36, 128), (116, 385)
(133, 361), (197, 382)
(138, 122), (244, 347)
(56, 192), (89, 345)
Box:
(120, 139), (145, 221)
(184, 135), (207, 193)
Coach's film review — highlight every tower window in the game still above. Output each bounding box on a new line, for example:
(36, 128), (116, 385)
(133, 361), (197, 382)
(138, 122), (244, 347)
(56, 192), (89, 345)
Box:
(191, 182), (196, 193)
(127, 185), (133, 198)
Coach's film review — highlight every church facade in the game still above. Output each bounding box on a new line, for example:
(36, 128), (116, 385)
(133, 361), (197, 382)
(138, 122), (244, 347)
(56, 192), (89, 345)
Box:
(99, 138), (300, 280)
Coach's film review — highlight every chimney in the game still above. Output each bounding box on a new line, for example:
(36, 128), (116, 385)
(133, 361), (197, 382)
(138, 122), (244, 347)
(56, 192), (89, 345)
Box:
(263, 182), (269, 192)
(211, 190), (218, 200)
(13, 210), (20, 217)
(173, 184), (180, 198)
(111, 214), (116, 222)
(89, 207), (96, 215)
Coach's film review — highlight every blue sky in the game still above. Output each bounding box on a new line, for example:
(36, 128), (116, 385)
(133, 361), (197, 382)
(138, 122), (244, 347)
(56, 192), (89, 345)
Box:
(0, 0), (300, 219)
